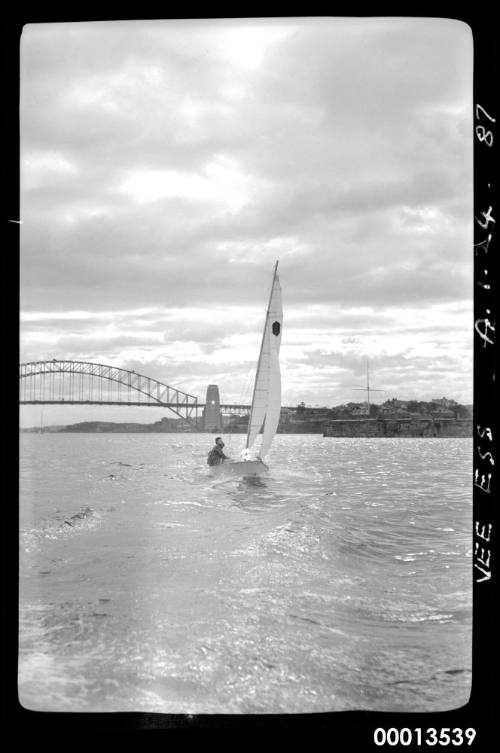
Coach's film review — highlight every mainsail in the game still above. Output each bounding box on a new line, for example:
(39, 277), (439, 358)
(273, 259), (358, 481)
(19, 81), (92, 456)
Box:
(245, 261), (282, 459)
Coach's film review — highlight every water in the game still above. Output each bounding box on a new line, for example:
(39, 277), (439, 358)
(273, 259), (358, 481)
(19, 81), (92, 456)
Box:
(19, 433), (472, 714)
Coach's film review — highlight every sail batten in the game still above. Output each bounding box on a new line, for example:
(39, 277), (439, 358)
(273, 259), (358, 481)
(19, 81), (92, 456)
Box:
(245, 261), (282, 460)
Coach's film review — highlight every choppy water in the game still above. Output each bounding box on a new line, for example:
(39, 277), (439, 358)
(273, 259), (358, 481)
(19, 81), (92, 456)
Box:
(19, 433), (472, 714)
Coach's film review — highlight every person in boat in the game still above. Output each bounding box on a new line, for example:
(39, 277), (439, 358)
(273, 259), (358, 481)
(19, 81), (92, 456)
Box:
(207, 437), (229, 466)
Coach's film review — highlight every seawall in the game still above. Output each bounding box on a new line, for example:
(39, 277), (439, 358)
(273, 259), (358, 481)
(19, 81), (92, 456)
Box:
(323, 418), (472, 438)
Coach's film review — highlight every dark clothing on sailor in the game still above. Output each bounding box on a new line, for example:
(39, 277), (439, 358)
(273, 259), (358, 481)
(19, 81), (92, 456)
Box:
(207, 445), (228, 466)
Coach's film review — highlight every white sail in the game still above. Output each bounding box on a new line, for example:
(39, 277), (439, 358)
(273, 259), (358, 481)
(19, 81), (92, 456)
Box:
(245, 261), (282, 459)
(259, 336), (281, 458)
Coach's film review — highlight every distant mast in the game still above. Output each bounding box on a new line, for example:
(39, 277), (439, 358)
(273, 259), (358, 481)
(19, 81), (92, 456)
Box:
(364, 360), (372, 412)
(352, 359), (384, 414)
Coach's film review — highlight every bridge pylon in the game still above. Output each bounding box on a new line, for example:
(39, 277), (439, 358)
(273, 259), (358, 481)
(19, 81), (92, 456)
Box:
(202, 385), (223, 432)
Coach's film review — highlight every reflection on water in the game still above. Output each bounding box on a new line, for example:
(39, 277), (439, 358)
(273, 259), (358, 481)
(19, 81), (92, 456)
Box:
(19, 433), (472, 713)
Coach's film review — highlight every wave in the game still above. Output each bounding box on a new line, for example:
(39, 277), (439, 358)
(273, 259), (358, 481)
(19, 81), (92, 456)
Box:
(20, 506), (101, 551)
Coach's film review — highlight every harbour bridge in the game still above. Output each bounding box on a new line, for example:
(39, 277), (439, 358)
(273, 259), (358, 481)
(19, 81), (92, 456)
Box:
(19, 360), (256, 431)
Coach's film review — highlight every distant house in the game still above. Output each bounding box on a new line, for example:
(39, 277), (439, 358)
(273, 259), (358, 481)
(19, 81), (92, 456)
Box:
(351, 404), (369, 416)
(380, 405), (395, 415)
(381, 398), (408, 412)
(392, 400), (408, 410)
(431, 397), (458, 408)
(379, 404), (412, 419)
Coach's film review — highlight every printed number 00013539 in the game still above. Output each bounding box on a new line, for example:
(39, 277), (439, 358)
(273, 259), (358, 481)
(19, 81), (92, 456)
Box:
(373, 728), (477, 746)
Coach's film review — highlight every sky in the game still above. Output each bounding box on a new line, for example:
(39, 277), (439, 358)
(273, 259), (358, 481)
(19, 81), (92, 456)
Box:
(19, 17), (473, 426)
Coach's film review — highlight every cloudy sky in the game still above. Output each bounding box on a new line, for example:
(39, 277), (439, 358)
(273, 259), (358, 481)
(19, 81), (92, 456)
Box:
(20, 17), (473, 426)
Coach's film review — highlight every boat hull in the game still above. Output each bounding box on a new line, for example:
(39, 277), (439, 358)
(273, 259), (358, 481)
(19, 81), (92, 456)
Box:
(211, 460), (268, 476)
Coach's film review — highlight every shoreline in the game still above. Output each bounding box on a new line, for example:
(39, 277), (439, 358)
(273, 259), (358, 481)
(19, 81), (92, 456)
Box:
(20, 417), (473, 438)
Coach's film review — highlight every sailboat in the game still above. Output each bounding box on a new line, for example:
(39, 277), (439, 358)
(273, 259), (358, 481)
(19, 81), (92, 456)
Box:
(214, 260), (282, 476)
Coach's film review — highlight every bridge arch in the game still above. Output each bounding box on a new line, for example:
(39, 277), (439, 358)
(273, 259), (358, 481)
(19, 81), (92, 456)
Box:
(19, 360), (200, 425)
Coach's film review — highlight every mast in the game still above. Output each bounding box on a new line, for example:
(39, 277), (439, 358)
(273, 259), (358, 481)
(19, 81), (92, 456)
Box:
(352, 359), (384, 414)
(245, 260), (280, 449)
(366, 361), (371, 411)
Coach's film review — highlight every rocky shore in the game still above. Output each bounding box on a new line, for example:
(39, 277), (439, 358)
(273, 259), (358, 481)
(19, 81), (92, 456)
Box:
(323, 418), (472, 438)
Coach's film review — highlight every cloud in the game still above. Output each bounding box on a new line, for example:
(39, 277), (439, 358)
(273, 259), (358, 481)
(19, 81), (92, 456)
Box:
(19, 18), (473, 415)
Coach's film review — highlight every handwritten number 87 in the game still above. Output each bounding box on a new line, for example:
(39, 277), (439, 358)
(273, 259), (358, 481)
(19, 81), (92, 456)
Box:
(476, 104), (495, 146)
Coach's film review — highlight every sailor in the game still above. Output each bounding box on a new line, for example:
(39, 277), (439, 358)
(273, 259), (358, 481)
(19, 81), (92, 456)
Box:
(207, 437), (229, 466)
